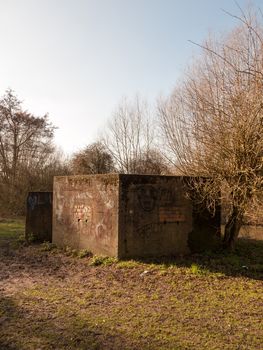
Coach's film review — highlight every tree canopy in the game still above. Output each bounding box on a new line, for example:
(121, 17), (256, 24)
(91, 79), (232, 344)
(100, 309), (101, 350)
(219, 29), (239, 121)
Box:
(158, 9), (263, 248)
(0, 89), (60, 214)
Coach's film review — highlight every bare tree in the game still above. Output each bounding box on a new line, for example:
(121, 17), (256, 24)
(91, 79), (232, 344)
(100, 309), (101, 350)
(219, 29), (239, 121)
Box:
(159, 9), (263, 249)
(70, 141), (115, 175)
(28, 148), (71, 190)
(0, 89), (56, 214)
(103, 96), (157, 173)
(129, 148), (171, 175)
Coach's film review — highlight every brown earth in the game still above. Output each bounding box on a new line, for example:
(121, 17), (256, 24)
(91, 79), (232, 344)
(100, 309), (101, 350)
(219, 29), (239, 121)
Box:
(0, 226), (262, 349)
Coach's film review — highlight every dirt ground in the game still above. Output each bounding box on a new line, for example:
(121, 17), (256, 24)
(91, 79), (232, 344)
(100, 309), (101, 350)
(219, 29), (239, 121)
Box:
(0, 220), (262, 350)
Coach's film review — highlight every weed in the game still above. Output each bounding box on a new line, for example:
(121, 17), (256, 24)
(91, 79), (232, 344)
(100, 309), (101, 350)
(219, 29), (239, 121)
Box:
(41, 241), (57, 252)
(157, 269), (169, 276)
(26, 231), (38, 243)
(90, 255), (117, 266)
(151, 293), (160, 300)
(189, 263), (209, 276)
(78, 249), (93, 259)
(17, 234), (26, 244)
(116, 260), (140, 269)
(63, 246), (78, 257)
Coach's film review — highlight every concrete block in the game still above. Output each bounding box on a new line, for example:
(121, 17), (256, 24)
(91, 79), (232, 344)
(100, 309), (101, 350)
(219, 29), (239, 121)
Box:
(53, 174), (220, 258)
(25, 192), (52, 242)
(53, 174), (119, 256)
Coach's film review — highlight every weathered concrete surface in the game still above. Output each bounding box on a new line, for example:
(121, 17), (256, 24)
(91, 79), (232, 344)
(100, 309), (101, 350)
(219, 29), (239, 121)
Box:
(118, 175), (192, 258)
(53, 174), (220, 258)
(53, 175), (119, 257)
(118, 175), (220, 258)
(25, 192), (52, 242)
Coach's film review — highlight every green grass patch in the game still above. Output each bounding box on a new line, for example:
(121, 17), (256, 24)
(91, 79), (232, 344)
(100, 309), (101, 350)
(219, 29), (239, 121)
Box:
(189, 263), (209, 276)
(0, 218), (25, 240)
(78, 249), (93, 259)
(90, 255), (118, 266)
(116, 260), (141, 269)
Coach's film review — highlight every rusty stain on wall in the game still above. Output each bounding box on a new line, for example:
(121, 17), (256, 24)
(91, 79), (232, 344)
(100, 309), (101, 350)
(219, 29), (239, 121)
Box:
(159, 207), (185, 223)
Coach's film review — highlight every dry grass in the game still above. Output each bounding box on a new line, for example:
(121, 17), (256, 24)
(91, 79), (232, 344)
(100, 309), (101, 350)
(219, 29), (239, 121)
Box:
(0, 219), (262, 349)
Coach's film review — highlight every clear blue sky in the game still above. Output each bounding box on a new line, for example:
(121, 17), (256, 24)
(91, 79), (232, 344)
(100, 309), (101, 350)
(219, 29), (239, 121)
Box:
(0, 0), (262, 154)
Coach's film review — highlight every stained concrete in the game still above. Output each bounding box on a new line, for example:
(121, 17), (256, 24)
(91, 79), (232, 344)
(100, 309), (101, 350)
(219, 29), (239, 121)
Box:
(52, 174), (119, 256)
(118, 175), (192, 258)
(53, 174), (220, 258)
(25, 192), (52, 242)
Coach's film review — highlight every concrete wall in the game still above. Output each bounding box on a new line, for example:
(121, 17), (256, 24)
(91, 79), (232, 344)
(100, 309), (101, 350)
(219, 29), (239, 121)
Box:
(118, 175), (220, 258)
(53, 175), (119, 256)
(25, 192), (52, 242)
(53, 174), (221, 258)
(118, 175), (192, 258)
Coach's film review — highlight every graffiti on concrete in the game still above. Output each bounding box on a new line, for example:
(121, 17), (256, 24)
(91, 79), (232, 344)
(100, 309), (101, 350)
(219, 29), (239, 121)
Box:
(73, 204), (92, 223)
(97, 185), (115, 209)
(57, 185), (116, 243)
(137, 186), (180, 213)
(27, 194), (38, 210)
(137, 185), (157, 211)
(134, 185), (185, 239)
(137, 222), (159, 238)
(158, 188), (179, 206)
(93, 207), (113, 238)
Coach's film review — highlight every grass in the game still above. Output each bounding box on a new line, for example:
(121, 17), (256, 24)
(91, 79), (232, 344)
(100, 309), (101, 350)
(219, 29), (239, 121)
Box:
(0, 217), (25, 240)
(89, 255), (118, 266)
(0, 218), (262, 349)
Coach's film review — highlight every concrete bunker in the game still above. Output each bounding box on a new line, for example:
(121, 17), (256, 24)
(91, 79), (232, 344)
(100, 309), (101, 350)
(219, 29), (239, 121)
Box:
(52, 174), (221, 258)
(25, 191), (53, 242)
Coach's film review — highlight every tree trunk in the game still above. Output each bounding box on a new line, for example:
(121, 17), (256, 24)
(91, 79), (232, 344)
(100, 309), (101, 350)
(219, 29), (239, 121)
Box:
(223, 206), (243, 250)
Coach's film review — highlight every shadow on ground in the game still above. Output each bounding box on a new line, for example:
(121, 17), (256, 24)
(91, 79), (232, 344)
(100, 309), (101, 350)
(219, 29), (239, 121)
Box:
(0, 231), (262, 281)
(135, 238), (263, 281)
(0, 240), (152, 349)
(0, 294), (154, 350)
